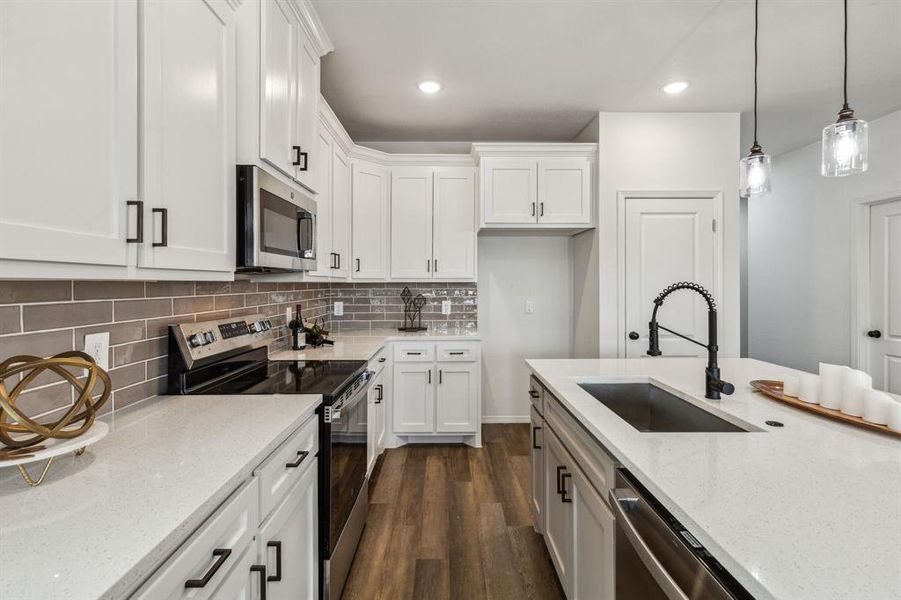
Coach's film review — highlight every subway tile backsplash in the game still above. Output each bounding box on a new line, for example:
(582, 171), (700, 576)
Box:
(0, 280), (477, 421)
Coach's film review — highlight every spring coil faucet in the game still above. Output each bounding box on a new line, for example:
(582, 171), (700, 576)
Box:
(647, 282), (735, 400)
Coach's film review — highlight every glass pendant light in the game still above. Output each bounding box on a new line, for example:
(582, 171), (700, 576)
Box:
(822, 0), (868, 177)
(740, 0), (771, 197)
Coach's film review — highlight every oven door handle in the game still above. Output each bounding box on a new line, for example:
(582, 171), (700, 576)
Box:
(610, 488), (690, 600)
(333, 373), (375, 414)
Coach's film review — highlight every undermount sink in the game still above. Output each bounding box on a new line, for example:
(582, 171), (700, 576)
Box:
(578, 382), (748, 433)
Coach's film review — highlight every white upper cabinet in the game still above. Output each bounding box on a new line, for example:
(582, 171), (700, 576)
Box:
(294, 24), (320, 192)
(351, 161), (389, 279)
(331, 145), (351, 278)
(310, 102), (352, 278)
(139, 0), (236, 273)
(312, 127), (335, 275)
(473, 144), (596, 231)
(433, 168), (476, 279)
(259, 0), (298, 180)
(390, 168), (434, 279)
(0, 0), (138, 268)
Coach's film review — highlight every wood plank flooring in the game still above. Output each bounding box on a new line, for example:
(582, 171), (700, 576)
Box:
(341, 424), (564, 600)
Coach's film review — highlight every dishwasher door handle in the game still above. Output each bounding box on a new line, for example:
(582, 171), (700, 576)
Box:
(610, 488), (689, 600)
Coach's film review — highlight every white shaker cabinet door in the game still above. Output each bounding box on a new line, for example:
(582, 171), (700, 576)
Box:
(259, 0), (298, 180)
(390, 168), (434, 279)
(433, 168), (476, 279)
(351, 161), (389, 279)
(543, 428), (574, 596)
(392, 364), (435, 433)
(139, 0), (236, 273)
(481, 158), (536, 224)
(331, 145), (352, 278)
(530, 406), (545, 533)
(311, 127), (334, 276)
(570, 464), (615, 600)
(257, 461), (319, 600)
(537, 157), (591, 225)
(294, 24), (320, 192)
(0, 0), (137, 266)
(435, 362), (479, 433)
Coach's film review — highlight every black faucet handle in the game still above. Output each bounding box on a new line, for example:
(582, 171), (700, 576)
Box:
(647, 322), (662, 356)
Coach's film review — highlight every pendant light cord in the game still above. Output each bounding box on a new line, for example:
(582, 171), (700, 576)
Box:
(753, 0), (759, 146)
(843, 0), (849, 110)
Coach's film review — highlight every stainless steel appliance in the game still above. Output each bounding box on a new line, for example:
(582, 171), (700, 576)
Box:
(236, 165), (316, 272)
(610, 469), (753, 600)
(166, 314), (372, 600)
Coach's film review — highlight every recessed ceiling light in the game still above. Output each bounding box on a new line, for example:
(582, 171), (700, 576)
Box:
(418, 81), (442, 94)
(662, 81), (689, 95)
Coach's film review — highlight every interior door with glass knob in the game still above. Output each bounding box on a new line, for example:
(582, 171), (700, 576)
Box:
(868, 199), (901, 393)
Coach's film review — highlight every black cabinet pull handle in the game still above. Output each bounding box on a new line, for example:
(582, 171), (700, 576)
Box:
(330, 252), (336, 269)
(531, 202), (536, 217)
(337, 253), (341, 269)
(355, 258), (361, 272)
(449, 351), (465, 356)
(292, 146), (302, 166)
(528, 390), (540, 398)
(532, 425), (541, 449)
(434, 259), (438, 272)
(185, 548), (231, 588)
(428, 369), (432, 384)
(561, 472), (572, 503)
(375, 384), (383, 403)
(152, 207), (168, 247)
(439, 369), (443, 384)
(285, 450), (309, 468)
(298, 151), (308, 171)
(250, 564), (267, 600)
(867, 330), (882, 338)
(540, 202), (545, 217)
(426, 259), (430, 272)
(126, 200), (144, 243)
(378, 357), (387, 363)
(266, 541), (282, 582)
(556, 465), (565, 495)
(407, 351), (422, 355)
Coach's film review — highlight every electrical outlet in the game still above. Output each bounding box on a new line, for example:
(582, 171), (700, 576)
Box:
(334, 301), (344, 316)
(525, 299), (535, 314)
(441, 300), (452, 316)
(83, 332), (109, 371)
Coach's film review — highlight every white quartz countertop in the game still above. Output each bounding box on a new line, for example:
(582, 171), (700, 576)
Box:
(525, 357), (901, 600)
(269, 327), (481, 362)
(0, 393), (321, 600)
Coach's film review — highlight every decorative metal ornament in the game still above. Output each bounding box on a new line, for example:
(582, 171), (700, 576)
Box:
(398, 286), (428, 332)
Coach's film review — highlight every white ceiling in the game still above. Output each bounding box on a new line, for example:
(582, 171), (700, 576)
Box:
(312, 0), (901, 156)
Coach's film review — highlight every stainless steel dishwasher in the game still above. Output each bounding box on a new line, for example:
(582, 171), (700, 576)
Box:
(610, 469), (754, 600)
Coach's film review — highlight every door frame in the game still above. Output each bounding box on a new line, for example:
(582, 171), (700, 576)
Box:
(615, 190), (724, 358)
(850, 191), (901, 373)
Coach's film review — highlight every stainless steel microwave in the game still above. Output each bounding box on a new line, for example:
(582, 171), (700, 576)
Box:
(236, 165), (316, 272)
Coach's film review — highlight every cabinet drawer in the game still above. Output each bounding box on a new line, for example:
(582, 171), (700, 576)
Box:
(545, 392), (617, 502)
(393, 342), (435, 362)
(133, 480), (259, 599)
(254, 414), (319, 524)
(436, 342), (480, 362)
(529, 375), (544, 415)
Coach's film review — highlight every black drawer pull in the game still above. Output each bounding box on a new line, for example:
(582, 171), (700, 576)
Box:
(528, 390), (540, 399)
(532, 425), (541, 449)
(556, 465), (566, 495)
(266, 541), (282, 582)
(126, 200), (144, 243)
(561, 472), (572, 503)
(185, 548), (231, 588)
(152, 207), (168, 247)
(439, 369), (443, 384)
(250, 564), (267, 600)
(292, 146), (302, 166)
(449, 351), (465, 356)
(355, 258), (361, 272)
(375, 384), (383, 403)
(285, 450), (309, 468)
(378, 357), (387, 363)
(407, 351), (422, 355)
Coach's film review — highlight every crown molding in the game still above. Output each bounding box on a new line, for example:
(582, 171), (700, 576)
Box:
(290, 0), (334, 56)
(349, 145), (474, 167)
(319, 96), (354, 154)
(470, 142), (597, 164)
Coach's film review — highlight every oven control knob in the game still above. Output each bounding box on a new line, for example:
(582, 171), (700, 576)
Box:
(249, 322), (258, 333)
(188, 333), (203, 347)
(204, 331), (216, 344)
(264, 320), (272, 330)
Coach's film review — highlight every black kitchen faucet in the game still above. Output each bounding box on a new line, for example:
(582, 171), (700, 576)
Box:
(646, 282), (735, 400)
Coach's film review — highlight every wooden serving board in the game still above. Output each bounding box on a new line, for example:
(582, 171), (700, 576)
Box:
(749, 380), (900, 438)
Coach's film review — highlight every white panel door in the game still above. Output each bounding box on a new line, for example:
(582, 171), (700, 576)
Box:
(435, 362), (478, 433)
(259, 0), (297, 179)
(543, 428), (573, 595)
(482, 158), (537, 224)
(624, 197), (716, 358)
(257, 462), (318, 600)
(0, 0), (137, 266)
(570, 465), (615, 600)
(434, 168), (476, 279)
(351, 161), (389, 279)
(530, 406), (545, 533)
(312, 128), (334, 275)
(294, 26), (319, 192)
(331, 146), (352, 278)
(391, 168), (434, 279)
(537, 157), (591, 224)
(140, 0), (235, 272)
(868, 199), (901, 394)
(392, 364), (434, 433)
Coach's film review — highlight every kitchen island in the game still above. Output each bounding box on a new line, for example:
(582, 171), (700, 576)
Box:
(526, 357), (901, 600)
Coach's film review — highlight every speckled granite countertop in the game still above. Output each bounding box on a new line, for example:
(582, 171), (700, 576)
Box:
(526, 357), (901, 600)
(0, 393), (320, 600)
(269, 327), (481, 362)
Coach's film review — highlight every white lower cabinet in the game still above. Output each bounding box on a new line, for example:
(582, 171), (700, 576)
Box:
(530, 405), (545, 533)
(570, 462), (615, 600)
(256, 461), (319, 600)
(367, 368), (387, 473)
(392, 363), (435, 433)
(544, 427), (574, 593)
(435, 362), (479, 433)
(208, 546), (260, 600)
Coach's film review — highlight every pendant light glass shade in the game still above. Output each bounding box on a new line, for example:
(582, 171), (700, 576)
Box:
(821, 114), (868, 177)
(740, 149), (772, 197)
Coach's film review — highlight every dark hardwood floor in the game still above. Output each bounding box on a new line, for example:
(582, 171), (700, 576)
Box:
(341, 424), (565, 600)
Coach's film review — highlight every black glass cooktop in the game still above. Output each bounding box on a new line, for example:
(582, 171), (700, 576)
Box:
(194, 359), (367, 401)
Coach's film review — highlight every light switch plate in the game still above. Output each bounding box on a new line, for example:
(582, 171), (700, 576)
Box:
(83, 332), (110, 371)
(441, 300), (452, 315)
(334, 301), (344, 316)
(525, 299), (535, 314)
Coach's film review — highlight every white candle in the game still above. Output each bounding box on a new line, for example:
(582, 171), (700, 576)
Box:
(862, 390), (892, 425)
(840, 382), (867, 416)
(782, 374), (800, 397)
(887, 400), (901, 433)
(818, 363), (847, 409)
(799, 373), (820, 404)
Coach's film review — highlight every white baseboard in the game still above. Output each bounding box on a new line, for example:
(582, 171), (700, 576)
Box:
(482, 415), (530, 424)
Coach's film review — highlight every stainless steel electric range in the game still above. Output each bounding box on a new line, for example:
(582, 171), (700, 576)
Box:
(167, 313), (372, 600)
